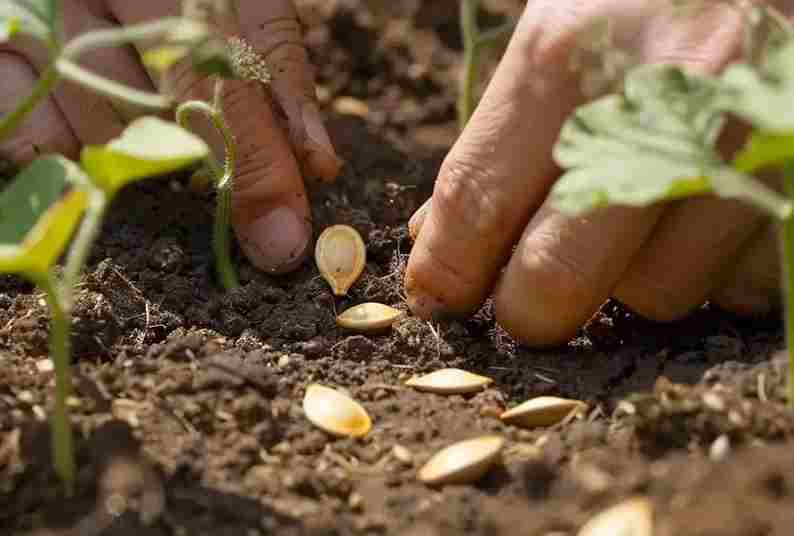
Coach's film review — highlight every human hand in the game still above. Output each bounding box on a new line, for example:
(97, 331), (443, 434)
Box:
(0, 0), (341, 273)
(406, 0), (788, 346)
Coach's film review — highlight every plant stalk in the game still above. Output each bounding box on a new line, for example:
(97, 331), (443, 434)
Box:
(458, 0), (480, 131)
(37, 273), (75, 496)
(176, 97), (239, 290)
(63, 189), (108, 298)
(0, 64), (59, 142)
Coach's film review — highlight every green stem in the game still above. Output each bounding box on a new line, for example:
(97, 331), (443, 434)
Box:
(61, 17), (186, 59)
(458, 0), (480, 131)
(56, 59), (171, 110)
(0, 64), (59, 142)
(63, 189), (107, 299)
(36, 272), (75, 496)
(176, 98), (239, 290)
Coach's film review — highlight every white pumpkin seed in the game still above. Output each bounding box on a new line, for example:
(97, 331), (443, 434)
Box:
(302, 384), (372, 438)
(315, 224), (366, 296)
(336, 302), (403, 331)
(577, 497), (654, 536)
(418, 435), (504, 486)
(405, 368), (493, 394)
(500, 396), (587, 428)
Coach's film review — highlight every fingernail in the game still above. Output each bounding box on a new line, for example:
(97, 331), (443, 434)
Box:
(238, 206), (311, 274)
(408, 198), (431, 241)
(302, 102), (343, 182)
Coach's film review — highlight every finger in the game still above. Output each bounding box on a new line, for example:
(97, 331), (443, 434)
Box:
(405, 4), (584, 318)
(614, 197), (766, 321)
(711, 223), (781, 315)
(238, 0), (342, 182)
(0, 52), (79, 162)
(107, 0), (312, 273)
(3, 0), (154, 146)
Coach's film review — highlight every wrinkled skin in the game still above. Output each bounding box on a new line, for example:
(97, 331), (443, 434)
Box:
(406, 0), (794, 346)
(0, 0), (341, 274)
(0, 0), (788, 347)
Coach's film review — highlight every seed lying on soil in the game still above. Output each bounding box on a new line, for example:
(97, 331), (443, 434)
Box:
(418, 435), (505, 486)
(315, 224), (366, 296)
(336, 302), (403, 331)
(405, 368), (494, 394)
(302, 384), (372, 438)
(577, 496), (654, 536)
(500, 396), (587, 428)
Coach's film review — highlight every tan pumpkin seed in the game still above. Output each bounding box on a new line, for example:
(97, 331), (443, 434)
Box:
(302, 384), (372, 438)
(337, 302), (403, 331)
(578, 497), (654, 536)
(405, 368), (493, 394)
(500, 396), (587, 428)
(315, 224), (366, 296)
(418, 436), (504, 486)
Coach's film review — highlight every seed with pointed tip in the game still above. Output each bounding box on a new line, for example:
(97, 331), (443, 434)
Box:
(315, 224), (366, 296)
(405, 368), (493, 394)
(302, 384), (372, 438)
(577, 497), (653, 536)
(418, 436), (504, 486)
(500, 396), (587, 428)
(337, 302), (403, 331)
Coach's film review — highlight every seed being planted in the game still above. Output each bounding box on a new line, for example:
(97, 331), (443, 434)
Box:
(337, 302), (403, 331)
(577, 496), (653, 536)
(500, 396), (587, 429)
(315, 224), (366, 296)
(405, 368), (493, 394)
(302, 384), (372, 438)
(418, 435), (504, 486)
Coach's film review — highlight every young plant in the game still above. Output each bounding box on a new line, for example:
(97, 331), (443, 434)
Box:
(457, 0), (515, 129)
(549, 3), (794, 406)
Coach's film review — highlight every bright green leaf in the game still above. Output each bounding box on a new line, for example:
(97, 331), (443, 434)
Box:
(0, 155), (86, 246)
(551, 63), (792, 220)
(142, 44), (189, 74)
(0, 16), (20, 41)
(0, 157), (88, 275)
(80, 117), (210, 195)
(734, 131), (794, 172)
(721, 42), (794, 132)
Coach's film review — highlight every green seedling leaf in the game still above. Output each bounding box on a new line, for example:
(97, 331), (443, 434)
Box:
(0, 156), (88, 275)
(81, 117), (210, 195)
(551, 63), (792, 220)
(721, 42), (794, 132)
(0, 2), (48, 40)
(142, 44), (189, 74)
(734, 131), (794, 172)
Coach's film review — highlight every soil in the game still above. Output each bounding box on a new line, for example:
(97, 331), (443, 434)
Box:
(3, 1), (794, 535)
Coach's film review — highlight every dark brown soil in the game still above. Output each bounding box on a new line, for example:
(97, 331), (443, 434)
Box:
(4, 1), (794, 534)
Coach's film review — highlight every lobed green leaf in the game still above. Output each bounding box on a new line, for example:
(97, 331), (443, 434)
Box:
(551, 63), (792, 220)
(80, 117), (210, 195)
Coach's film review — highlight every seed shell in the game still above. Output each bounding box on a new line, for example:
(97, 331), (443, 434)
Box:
(418, 435), (504, 486)
(500, 396), (587, 428)
(302, 384), (372, 438)
(315, 224), (366, 296)
(337, 302), (403, 331)
(577, 496), (653, 536)
(405, 368), (493, 394)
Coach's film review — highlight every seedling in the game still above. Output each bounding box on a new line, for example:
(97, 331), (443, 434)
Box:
(457, 0), (515, 129)
(549, 2), (794, 406)
(0, 0), (270, 493)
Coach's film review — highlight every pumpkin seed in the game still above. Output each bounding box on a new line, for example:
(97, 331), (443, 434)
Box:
(337, 302), (403, 331)
(302, 384), (372, 438)
(578, 497), (653, 536)
(315, 224), (366, 296)
(500, 396), (587, 428)
(418, 435), (504, 486)
(405, 368), (493, 394)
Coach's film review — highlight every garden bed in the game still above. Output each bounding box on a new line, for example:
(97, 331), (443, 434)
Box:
(4, 1), (794, 534)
